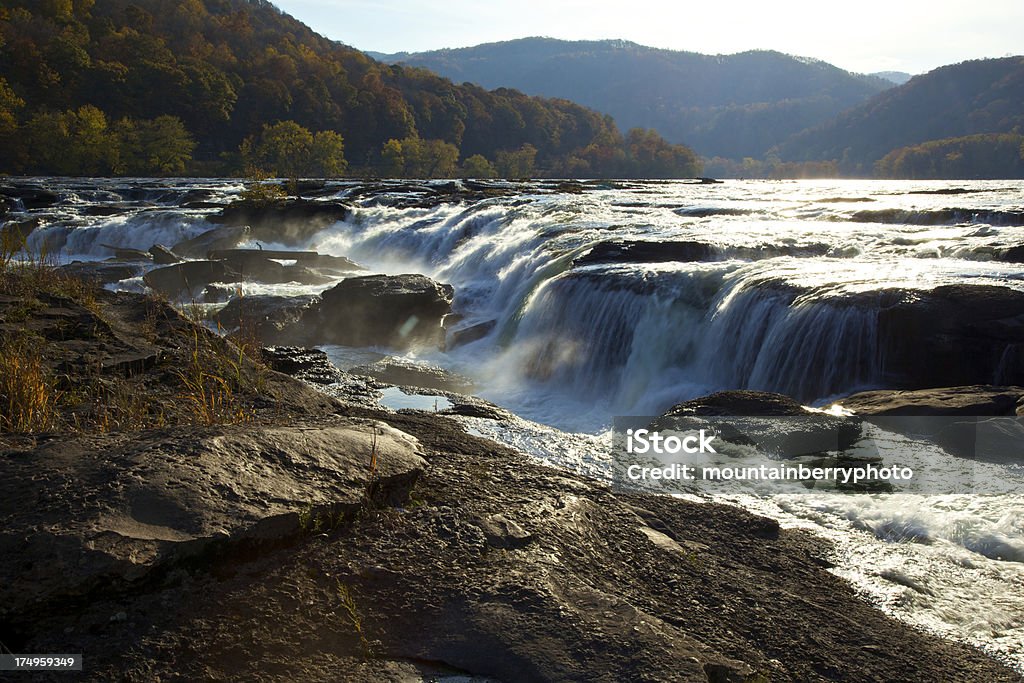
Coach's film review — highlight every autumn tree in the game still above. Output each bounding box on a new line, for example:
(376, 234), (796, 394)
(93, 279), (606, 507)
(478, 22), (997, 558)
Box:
(114, 115), (196, 176)
(495, 144), (537, 179)
(460, 154), (497, 178)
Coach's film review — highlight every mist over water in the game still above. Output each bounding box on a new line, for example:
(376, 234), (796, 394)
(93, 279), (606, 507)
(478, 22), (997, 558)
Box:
(13, 177), (1024, 669)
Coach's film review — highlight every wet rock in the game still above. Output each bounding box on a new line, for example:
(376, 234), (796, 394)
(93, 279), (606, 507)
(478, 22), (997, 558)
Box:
(661, 391), (862, 456)
(445, 320), (496, 350)
(208, 199), (350, 245)
(474, 514), (533, 549)
(870, 285), (1024, 388)
(350, 357), (475, 393)
(215, 295), (320, 343)
(0, 421), (426, 620)
(301, 274), (454, 350)
(261, 346), (345, 385)
(149, 244), (180, 265)
(575, 239), (716, 266)
(144, 260), (233, 299)
(101, 243), (152, 261)
(1001, 245), (1024, 263)
(837, 385), (1024, 416)
(0, 185), (59, 209)
(171, 225), (252, 259)
(58, 261), (146, 286)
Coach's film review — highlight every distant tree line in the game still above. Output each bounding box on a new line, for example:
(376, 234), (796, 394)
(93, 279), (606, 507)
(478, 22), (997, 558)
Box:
(0, 0), (702, 179)
(874, 134), (1024, 180)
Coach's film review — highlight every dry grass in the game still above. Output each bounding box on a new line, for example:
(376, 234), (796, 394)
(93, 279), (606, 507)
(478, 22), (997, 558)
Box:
(175, 329), (254, 426)
(0, 335), (61, 433)
(0, 227), (97, 309)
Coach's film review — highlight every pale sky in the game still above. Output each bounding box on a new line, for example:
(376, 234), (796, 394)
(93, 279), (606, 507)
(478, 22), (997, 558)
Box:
(271, 0), (1023, 75)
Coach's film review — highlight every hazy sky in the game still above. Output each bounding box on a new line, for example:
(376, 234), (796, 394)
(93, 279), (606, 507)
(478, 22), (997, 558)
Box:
(271, 0), (1022, 74)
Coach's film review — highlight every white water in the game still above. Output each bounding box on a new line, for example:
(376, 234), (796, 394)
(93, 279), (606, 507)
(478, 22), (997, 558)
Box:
(10, 177), (1024, 671)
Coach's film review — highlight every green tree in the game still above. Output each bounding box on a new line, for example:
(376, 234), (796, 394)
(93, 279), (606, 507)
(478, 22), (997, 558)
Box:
(495, 144), (537, 179)
(241, 120), (314, 178)
(460, 153), (497, 178)
(115, 115), (196, 176)
(380, 138), (404, 177)
(309, 130), (347, 177)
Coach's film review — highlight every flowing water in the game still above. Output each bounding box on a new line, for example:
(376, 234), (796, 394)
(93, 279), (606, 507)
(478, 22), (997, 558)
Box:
(8, 176), (1024, 670)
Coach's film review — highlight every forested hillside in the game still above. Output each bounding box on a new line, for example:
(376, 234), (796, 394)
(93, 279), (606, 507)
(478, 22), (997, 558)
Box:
(376, 38), (891, 159)
(0, 0), (700, 178)
(778, 57), (1024, 175)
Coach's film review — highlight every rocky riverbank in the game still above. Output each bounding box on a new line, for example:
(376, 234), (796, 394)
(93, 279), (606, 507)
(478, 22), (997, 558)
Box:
(2, 271), (1021, 681)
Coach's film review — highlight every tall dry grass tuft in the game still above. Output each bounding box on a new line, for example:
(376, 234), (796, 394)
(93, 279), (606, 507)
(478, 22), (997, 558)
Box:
(175, 329), (254, 425)
(0, 335), (61, 433)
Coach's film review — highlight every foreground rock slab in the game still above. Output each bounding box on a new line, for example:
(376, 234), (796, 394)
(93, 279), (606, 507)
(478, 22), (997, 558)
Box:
(0, 421), (426, 623)
(21, 408), (1016, 682)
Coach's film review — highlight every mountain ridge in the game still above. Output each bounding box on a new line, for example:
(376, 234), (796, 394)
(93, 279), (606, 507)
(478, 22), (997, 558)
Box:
(374, 37), (893, 159)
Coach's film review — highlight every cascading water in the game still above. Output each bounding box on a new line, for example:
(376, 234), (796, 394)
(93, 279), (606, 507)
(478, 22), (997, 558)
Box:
(8, 177), (1024, 671)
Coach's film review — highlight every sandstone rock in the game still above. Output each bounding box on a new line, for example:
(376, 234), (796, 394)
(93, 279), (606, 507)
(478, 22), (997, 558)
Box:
(837, 385), (1024, 416)
(207, 199), (350, 245)
(215, 295), (320, 343)
(870, 285), (1024, 388)
(58, 261), (145, 286)
(445, 319), (496, 350)
(101, 243), (151, 260)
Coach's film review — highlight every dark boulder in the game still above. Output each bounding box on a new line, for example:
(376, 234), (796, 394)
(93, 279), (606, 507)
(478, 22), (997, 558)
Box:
(143, 260), (232, 299)
(301, 274), (454, 349)
(149, 244), (180, 265)
(207, 199), (350, 245)
(172, 225), (251, 259)
(215, 294), (320, 344)
(101, 243), (152, 261)
(445, 319), (497, 350)
(1001, 245), (1024, 263)
(871, 285), (1024, 388)
(0, 185), (59, 210)
(261, 346), (345, 385)
(58, 261), (145, 286)
(575, 240), (716, 267)
(659, 391), (863, 456)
